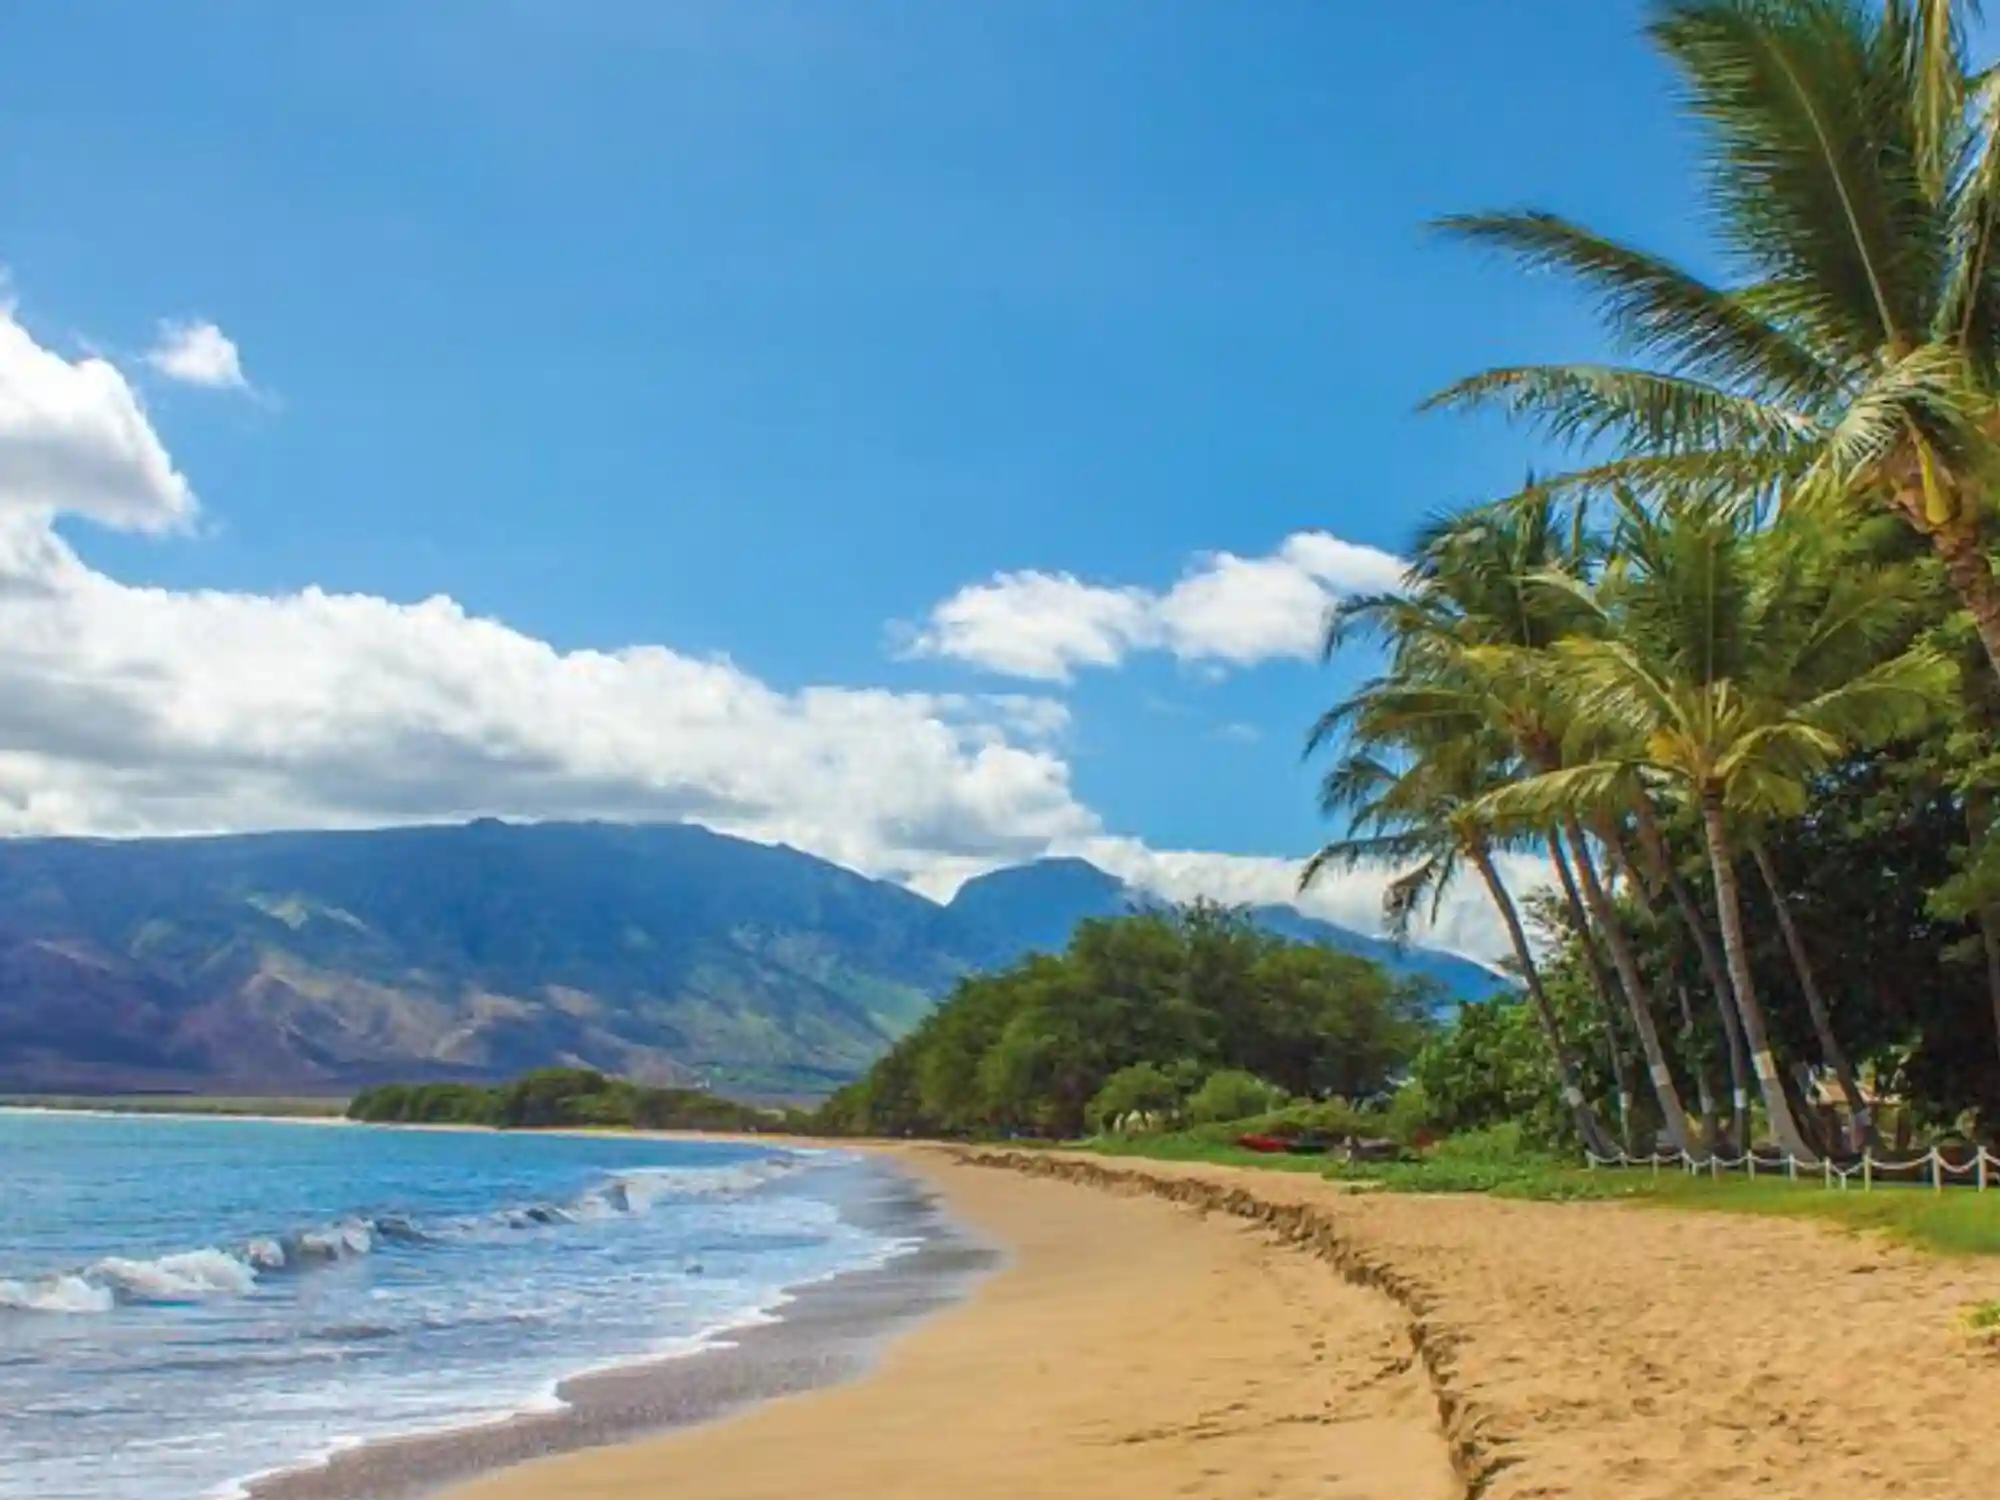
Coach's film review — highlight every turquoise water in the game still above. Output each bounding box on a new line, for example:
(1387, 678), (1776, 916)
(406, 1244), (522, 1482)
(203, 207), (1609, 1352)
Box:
(0, 1111), (912, 1500)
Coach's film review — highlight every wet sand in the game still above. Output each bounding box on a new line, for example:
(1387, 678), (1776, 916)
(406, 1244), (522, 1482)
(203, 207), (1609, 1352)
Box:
(247, 1159), (993, 1500)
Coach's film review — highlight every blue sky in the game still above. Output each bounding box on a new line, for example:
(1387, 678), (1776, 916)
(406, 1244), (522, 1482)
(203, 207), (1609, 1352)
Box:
(0, 0), (1717, 955)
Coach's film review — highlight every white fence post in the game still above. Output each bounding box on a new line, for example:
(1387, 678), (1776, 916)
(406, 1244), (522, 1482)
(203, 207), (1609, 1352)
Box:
(1577, 1144), (2000, 1194)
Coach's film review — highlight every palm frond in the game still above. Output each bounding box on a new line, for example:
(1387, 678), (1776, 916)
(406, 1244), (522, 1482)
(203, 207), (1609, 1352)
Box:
(1894, 0), (1978, 200)
(1650, 0), (1941, 351)
(1434, 210), (1844, 401)
(1424, 362), (1825, 455)
(1472, 759), (1638, 827)
(1940, 58), (2000, 361)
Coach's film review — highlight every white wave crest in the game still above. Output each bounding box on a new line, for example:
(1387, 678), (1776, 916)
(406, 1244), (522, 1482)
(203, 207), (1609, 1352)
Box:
(2, 1215), (383, 1316)
(294, 1221), (375, 1261)
(594, 1154), (807, 1214)
(0, 1272), (116, 1314)
(91, 1249), (260, 1302)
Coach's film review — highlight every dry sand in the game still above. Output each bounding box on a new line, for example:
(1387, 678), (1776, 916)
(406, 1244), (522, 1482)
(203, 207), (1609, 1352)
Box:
(444, 1146), (1458, 1500)
(973, 1153), (2000, 1500)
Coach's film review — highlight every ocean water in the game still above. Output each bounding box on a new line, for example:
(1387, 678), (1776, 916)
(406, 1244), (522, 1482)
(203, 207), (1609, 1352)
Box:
(0, 1111), (918, 1500)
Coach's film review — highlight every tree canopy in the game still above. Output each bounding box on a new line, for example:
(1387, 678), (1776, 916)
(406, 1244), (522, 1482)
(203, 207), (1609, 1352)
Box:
(812, 904), (1442, 1140)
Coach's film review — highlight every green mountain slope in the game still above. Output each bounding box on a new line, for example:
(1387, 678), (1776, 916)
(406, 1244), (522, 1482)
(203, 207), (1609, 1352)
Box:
(0, 824), (1495, 1097)
(0, 821), (972, 1096)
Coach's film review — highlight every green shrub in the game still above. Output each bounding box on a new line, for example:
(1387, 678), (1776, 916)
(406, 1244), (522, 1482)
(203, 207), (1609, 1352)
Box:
(1184, 1069), (1287, 1126)
(1176, 1098), (1379, 1143)
(1088, 1062), (1186, 1133)
(347, 1071), (776, 1133)
(1382, 1079), (1436, 1144)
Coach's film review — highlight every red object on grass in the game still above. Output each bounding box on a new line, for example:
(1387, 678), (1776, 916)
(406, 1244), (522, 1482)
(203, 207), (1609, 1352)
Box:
(1234, 1133), (1288, 1154)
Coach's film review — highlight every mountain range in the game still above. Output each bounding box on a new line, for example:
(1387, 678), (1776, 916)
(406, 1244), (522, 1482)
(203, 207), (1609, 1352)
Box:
(0, 821), (1502, 1098)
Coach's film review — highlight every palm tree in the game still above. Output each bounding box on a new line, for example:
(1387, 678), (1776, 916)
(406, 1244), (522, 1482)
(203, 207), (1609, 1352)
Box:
(1303, 727), (1621, 1159)
(1331, 501), (1701, 1153)
(1627, 791), (1756, 1145)
(1544, 831), (1649, 1146)
(1430, 0), (2000, 680)
(1487, 494), (1954, 1160)
(1748, 833), (1880, 1147)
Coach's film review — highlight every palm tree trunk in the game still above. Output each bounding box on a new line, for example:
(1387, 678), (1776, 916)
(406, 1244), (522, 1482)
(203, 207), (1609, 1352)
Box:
(1673, 983), (1721, 1148)
(1546, 832), (1641, 1146)
(1748, 838), (1876, 1150)
(1563, 814), (1695, 1157)
(1630, 796), (1752, 1146)
(1469, 838), (1618, 1159)
(1698, 794), (1816, 1162)
(1929, 522), (2000, 683)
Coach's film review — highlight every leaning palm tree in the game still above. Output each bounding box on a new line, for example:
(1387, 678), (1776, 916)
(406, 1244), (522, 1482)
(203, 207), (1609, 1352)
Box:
(1431, 0), (2000, 680)
(1487, 494), (1955, 1160)
(1747, 829), (1881, 1146)
(1331, 499), (1702, 1153)
(1303, 725), (1621, 1159)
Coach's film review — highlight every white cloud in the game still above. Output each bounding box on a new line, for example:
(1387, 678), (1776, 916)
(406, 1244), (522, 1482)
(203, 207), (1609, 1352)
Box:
(0, 513), (1100, 877)
(903, 531), (1408, 681)
(900, 570), (1155, 682)
(0, 295), (1517, 964)
(0, 308), (197, 532)
(143, 319), (249, 391)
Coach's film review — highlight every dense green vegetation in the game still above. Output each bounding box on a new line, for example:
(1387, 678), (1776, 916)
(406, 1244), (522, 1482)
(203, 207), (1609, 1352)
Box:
(814, 904), (1434, 1139)
(347, 1069), (798, 1132)
(1289, 0), (2000, 1162)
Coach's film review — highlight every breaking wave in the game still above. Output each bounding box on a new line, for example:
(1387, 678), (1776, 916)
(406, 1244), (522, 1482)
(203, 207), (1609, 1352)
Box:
(0, 1150), (811, 1317)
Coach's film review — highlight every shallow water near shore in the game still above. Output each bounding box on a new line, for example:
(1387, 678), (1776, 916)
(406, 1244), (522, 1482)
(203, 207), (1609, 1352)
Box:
(0, 1110), (959, 1500)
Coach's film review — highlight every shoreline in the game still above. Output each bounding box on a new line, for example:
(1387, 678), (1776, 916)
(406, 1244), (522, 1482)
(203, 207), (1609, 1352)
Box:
(240, 1149), (996, 1500)
(434, 1147), (1459, 1500)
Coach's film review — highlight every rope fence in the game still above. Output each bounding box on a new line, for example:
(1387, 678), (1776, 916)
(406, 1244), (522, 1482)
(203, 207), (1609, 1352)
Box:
(1583, 1145), (2000, 1192)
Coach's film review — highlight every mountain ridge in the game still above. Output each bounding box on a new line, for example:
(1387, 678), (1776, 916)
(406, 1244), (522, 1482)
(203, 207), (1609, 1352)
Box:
(0, 822), (1499, 1096)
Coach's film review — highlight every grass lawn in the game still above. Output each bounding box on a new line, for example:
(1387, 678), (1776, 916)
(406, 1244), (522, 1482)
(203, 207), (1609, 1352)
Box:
(1086, 1127), (2000, 1256)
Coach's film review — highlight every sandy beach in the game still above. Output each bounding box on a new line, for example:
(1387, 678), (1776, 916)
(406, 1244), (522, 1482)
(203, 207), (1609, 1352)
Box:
(442, 1146), (1458, 1500)
(422, 1145), (2000, 1500)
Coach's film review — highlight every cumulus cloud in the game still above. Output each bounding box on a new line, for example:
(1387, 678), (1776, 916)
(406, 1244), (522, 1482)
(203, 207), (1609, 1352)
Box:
(0, 309), (197, 532)
(0, 295), (1516, 963)
(0, 514), (1101, 876)
(143, 319), (249, 391)
(903, 531), (1408, 681)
